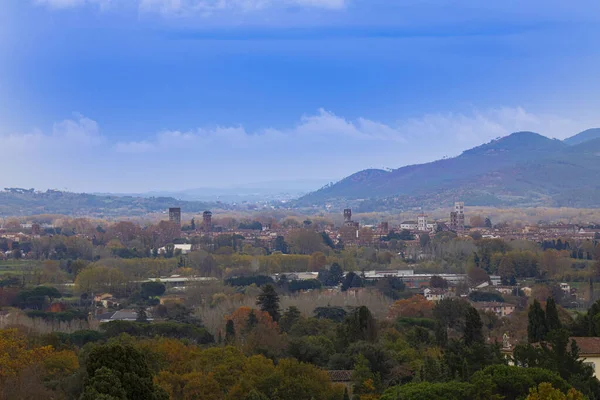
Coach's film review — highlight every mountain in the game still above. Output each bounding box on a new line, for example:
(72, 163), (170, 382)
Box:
(564, 128), (600, 146)
(297, 130), (600, 210)
(0, 190), (229, 217)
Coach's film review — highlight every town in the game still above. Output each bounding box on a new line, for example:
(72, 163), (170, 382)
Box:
(1, 202), (600, 399)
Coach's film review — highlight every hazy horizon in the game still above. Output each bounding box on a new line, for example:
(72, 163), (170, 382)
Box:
(3, 1), (600, 192)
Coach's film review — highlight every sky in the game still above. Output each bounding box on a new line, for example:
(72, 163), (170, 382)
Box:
(2, 0), (600, 193)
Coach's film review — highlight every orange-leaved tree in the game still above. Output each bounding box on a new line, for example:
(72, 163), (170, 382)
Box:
(388, 294), (434, 319)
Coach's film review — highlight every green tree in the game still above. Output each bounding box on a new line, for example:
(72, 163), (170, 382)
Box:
(341, 272), (363, 292)
(136, 306), (149, 323)
(140, 282), (166, 298)
(84, 343), (167, 400)
(381, 381), (475, 400)
(528, 300), (548, 343)
(80, 367), (127, 400)
(339, 306), (378, 345)
(256, 284), (280, 322)
(351, 354), (376, 395)
(464, 307), (484, 346)
(244, 390), (269, 400)
(279, 306), (302, 333)
(546, 297), (562, 333)
(274, 236), (289, 254)
(225, 319), (236, 344)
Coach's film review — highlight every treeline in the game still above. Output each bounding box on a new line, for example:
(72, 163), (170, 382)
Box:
(3, 287), (600, 399)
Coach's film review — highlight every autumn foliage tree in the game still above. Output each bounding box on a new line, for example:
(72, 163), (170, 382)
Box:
(388, 295), (434, 319)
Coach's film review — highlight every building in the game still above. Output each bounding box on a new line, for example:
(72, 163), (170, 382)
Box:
(202, 211), (213, 232)
(343, 209), (352, 225)
(31, 223), (41, 236)
(571, 337), (600, 377)
(473, 302), (515, 317)
(503, 337), (600, 378)
(343, 209), (359, 228)
(450, 201), (465, 232)
(424, 288), (448, 302)
(400, 221), (418, 230)
(418, 214), (428, 231)
(157, 243), (192, 255)
(168, 207), (182, 226)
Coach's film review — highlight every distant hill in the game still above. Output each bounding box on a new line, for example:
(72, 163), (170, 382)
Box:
(0, 190), (228, 217)
(564, 128), (600, 146)
(297, 129), (600, 210)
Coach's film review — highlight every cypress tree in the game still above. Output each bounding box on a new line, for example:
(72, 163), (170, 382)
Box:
(343, 388), (350, 400)
(225, 319), (236, 344)
(464, 307), (484, 346)
(527, 299), (548, 343)
(545, 297), (562, 332)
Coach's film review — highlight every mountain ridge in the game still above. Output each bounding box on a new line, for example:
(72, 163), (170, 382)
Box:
(297, 129), (600, 209)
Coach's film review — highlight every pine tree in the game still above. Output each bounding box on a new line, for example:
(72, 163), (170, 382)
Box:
(464, 307), (483, 346)
(136, 306), (149, 323)
(279, 306), (301, 333)
(528, 299), (548, 343)
(190, 218), (196, 231)
(545, 297), (562, 332)
(256, 284), (280, 322)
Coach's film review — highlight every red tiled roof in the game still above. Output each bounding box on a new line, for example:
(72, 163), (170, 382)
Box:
(571, 337), (600, 355)
(328, 370), (353, 382)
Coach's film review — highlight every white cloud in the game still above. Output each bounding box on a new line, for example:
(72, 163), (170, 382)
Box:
(35, 0), (113, 9)
(396, 107), (585, 147)
(114, 107), (591, 156)
(34, 0), (346, 13)
(114, 109), (405, 153)
(3, 107), (598, 192)
(1, 114), (103, 152)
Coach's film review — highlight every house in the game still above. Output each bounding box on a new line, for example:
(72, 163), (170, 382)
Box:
(473, 302), (515, 317)
(490, 275), (502, 286)
(503, 337), (600, 378)
(157, 244), (192, 255)
(571, 337), (600, 377)
(493, 286), (517, 295)
(424, 288), (447, 302)
(94, 293), (120, 308)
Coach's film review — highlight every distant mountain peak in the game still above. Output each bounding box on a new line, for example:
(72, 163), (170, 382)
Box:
(461, 131), (563, 157)
(564, 128), (600, 146)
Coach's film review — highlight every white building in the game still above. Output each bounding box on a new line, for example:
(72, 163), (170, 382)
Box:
(400, 221), (418, 230)
(424, 288), (447, 302)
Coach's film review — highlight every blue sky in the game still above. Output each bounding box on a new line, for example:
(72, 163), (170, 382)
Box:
(2, 0), (600, 192)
